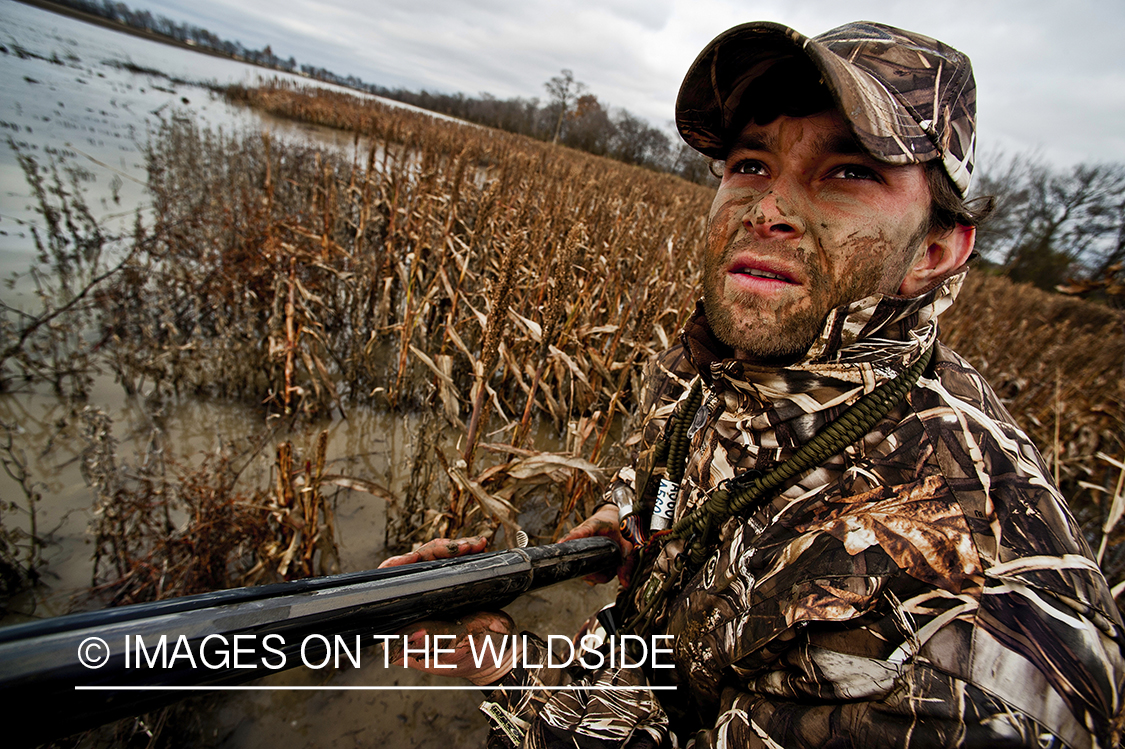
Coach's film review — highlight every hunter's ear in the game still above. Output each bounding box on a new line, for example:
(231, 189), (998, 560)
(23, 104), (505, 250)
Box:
(898, 225), (976, 297)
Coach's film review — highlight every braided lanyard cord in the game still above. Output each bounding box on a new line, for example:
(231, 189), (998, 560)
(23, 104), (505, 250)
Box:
(665, 379), (705, 487)
(674, 344), (935, 564)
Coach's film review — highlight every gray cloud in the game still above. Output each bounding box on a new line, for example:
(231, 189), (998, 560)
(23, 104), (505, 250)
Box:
(146, 0), (1125, 166)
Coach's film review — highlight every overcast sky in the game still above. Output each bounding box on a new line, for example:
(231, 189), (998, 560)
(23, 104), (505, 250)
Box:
(140, 0), (1125, 168)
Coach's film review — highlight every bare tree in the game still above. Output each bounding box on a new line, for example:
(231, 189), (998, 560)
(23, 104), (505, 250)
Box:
(672, 142), (717, 185)
(972, 154), (1125, 289)
(563, 94), (614, 155)
(544, 69), (587, 144)
(609, 110), (671, 169)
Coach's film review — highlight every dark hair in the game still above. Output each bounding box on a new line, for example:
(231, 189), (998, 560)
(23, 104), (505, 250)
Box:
(923, 160), (994, 233)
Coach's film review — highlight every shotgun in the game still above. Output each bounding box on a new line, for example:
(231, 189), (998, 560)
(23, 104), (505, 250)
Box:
(0, 536), (618, 746)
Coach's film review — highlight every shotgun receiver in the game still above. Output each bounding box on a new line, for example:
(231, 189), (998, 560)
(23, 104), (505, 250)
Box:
(0, 536), (618, 746)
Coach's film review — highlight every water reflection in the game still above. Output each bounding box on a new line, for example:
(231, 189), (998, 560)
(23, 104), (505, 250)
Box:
(0, 0), (386, 261)
(0, 3), (413, 616)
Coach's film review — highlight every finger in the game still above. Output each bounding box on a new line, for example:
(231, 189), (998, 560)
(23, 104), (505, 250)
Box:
(565, 508), (631, 585)
(561, 506), (627, 582)
(378, 552), (419, 568)
(421, 535), (489, 560)
(379, 535), (489, 568)
(560, 505), (622, 544)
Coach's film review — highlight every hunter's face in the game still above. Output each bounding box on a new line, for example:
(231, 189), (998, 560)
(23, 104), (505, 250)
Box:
(703, 110), (931, 363)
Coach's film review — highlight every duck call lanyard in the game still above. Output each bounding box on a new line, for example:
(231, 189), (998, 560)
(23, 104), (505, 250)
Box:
(617, 344), (935, 638)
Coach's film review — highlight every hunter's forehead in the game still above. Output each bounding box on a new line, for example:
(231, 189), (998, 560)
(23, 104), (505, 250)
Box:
(727, 113), (869, 159)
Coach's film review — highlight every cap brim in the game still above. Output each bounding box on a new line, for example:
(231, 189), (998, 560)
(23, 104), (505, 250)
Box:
(676, 22), (937, 167)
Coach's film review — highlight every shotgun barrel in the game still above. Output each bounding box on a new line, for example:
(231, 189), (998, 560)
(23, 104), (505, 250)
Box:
(0, 536), (618, 746)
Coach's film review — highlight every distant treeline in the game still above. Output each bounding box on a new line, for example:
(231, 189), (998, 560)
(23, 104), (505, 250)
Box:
(43, 0), (714, 183)
(370, 86), (714, 183)
(35, 1), (1125, 293)
(44, 0), (300, 71)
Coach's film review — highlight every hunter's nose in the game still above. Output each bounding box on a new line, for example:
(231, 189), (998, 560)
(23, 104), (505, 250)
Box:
(745, 190), (805, 239)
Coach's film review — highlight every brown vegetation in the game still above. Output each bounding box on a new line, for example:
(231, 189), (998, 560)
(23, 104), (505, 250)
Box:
(80, 408), (344, 605)
(97, 82), (711, 555)
(942, 272), (1125, 583)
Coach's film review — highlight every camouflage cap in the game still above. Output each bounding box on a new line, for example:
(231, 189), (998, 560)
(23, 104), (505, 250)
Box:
(676, 21), (977, 195)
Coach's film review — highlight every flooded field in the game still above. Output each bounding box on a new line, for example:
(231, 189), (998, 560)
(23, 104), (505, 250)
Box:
(1, 0), (427, 616)
(0, 1), (398, 266)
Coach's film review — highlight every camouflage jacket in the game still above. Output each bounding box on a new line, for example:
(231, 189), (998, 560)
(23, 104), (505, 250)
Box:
(480, 271), (1125, 749)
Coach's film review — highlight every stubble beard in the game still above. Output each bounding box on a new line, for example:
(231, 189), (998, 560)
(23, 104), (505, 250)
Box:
(702, 247), (837, 365)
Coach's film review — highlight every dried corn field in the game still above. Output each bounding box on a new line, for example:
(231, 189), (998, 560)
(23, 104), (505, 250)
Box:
(4, 80), (1124, 613)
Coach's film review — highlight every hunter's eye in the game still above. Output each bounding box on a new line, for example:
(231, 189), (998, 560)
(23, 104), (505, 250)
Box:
(827, 164), (881, 181)
(728, 159), (767, 177)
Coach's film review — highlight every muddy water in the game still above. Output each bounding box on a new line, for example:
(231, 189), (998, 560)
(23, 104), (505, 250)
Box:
(0, 4), (619, 746)
(0, 376), (618, 748)
(0, 370), (617, 746)
(0, 374), (419, 619)
(0, 0), (455, 603)
(0, 374), (616, 747)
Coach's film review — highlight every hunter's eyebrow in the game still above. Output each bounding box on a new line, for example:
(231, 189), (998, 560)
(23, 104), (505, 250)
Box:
(728, 131), (772, 154)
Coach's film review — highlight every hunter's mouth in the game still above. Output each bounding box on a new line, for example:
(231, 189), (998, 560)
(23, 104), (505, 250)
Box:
(735, 267), (790, 282)
(727, 260), (798, 285)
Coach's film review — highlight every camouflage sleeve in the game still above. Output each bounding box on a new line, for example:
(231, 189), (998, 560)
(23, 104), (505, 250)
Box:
(689, 681), (1078, 748)
(483, 344), (1125, 747)
(674, 490), (1123, 747)
(476, 347), (696, 748)
(479, 634), (669, 749)
(675, 349), (1125, 748)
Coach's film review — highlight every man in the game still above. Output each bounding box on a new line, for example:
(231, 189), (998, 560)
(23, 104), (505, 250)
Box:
(384, 20), (1125, 748)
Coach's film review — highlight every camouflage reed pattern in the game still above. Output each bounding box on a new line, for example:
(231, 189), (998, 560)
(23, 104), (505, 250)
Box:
(479, 273), (1125, 748)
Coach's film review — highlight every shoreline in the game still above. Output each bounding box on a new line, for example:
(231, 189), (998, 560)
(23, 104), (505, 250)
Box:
(10, 0), (470, 127)
(12, 0), (298, 74)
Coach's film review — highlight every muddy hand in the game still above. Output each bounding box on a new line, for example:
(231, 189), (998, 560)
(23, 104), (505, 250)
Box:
(378, 535), (489, 568)
(560, 504), (633, 585)
(390, 610), (517, 686)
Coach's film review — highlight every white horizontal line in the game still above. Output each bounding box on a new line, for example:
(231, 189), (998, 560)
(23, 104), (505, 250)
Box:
(75, 685), (677, 692)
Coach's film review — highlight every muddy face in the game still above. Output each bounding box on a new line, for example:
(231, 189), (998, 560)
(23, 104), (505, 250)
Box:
(702, 111), (931, 364)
